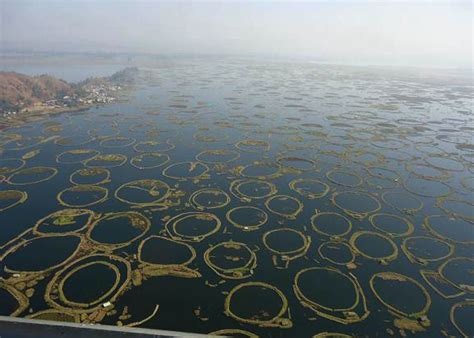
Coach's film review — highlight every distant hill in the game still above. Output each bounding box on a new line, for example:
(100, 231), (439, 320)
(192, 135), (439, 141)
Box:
(0, 67), (138, 112)
(0, 72), (75, 111)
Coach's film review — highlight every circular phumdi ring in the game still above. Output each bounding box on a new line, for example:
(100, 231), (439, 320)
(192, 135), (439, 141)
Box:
(224, 281), (292, 328)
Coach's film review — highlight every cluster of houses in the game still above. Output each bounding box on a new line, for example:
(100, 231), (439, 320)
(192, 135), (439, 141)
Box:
(1, 83), (122, 119)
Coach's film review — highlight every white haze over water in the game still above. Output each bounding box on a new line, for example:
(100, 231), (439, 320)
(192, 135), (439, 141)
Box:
(1, 0), (472, 68)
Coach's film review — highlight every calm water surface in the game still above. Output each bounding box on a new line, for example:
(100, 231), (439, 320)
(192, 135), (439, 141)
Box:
(0, 59), (473, 337)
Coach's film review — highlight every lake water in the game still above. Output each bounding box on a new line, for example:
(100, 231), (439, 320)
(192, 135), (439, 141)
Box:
(0, 59), (473, 337)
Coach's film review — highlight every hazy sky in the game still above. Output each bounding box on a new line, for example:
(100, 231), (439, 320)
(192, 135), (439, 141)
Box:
(1, 1), (472, 67)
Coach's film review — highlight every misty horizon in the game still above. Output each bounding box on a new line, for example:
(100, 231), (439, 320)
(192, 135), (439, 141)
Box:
(1, 0), (472, 69)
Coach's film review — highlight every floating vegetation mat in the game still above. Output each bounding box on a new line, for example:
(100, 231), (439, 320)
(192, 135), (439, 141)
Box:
(1, 60), (472, 336)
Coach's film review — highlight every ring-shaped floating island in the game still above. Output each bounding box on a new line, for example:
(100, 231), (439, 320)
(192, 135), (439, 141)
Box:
(130, 152), (170, 169)
(45, 254), (131, 314)
(318, 240), (356, 266)
(162, 161), (209, 181)
(382, 191), (423, 214)
(403, 177), (452, 198)
(189, 188), (230, 210)
(311, 212), (352, 238)
(401, 236), (454, 265)
(235, 139), (270, 153)
(99, 136), (136, 148)
(277, 156), (317, 172)
(312, 333), (351, 338)
(365, 176), (399, 190)
(133, 140), (175, 153)
(438, 257), (474, 293)
(263, 228), (310, 269)
(6, 166), (58, 185)
(450, 301), (474, 337)
(56, 149), (100, 164)
(237, 162), (283, 180)
(436, 198), (474, 222)
(289, 178), (329, 199)
(26, 309), (79, 323)
(332, 191), (381, 220)
(326, 169), (363, 188)
(0, 283), (29, 316)
(194, 130), (229, 142)
(69, 168), (110, 185)
(368, 213), (414, 237)
(204, 241), (257, 279)
(165, 212), (221, 242)
(0, 190), (28, 212)
(349, 231), (398, 264)
(224, 281), (292, 328)
(195, 149), (240, 164)
(83, 154), (127, 168)
(57, 185), (109, 208)
(115, 179), (171, 207)
(87, 211), (150, 250)
(423, 215), (474, 244)
(0, 158), (26, 175)
(405, 162), (451, 181)
(54, 135), (94, 147)
(366, 166), (400, 181)
(1, 234), (83, 275)
(138, 235), (196, 267)
(264, 194), (303, 219)
(209, 329), (258, 337)
(350, 150), (384, 166)
(369, 272), (431, 320)
(33, 209), (97, 235)
(226, 206), (268, 231)
(424, 155), (464, 172)
(137, 235), (200, 279)
(230, 179), (277, 202)
(293, 267), (369, 324)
